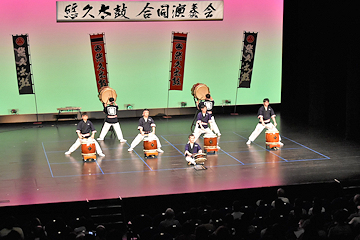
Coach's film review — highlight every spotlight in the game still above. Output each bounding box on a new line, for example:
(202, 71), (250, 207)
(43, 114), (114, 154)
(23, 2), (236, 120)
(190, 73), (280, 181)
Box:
(10, 109), (18, 114)
(125, 104), (133, 110)
(181, 102), (187, 107)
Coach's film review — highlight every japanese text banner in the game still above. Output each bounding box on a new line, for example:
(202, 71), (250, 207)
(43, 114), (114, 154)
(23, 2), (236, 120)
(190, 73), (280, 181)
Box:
(90, 34), (109, 92)
(169, 32), (187, 91)
(57, 1), (223, 22)
(12, 34), (34, 95)
(238, 32), (258, 88)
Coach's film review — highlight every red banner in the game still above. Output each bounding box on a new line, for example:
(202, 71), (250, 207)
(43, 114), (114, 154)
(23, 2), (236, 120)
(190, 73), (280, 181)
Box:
(169, 32), (187, 90)
(90, 33), (109, 92)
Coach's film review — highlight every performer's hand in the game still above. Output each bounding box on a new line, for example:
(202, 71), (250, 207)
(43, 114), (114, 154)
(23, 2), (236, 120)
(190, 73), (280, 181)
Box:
(274, 122), (277, 127)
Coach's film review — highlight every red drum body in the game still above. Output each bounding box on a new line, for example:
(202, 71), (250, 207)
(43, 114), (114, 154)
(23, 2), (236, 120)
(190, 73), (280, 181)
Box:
(143, 136), (158, 157)
(81, 138), (96, 161)
(265, 130), (280, 150)
(203, 133), (218, 152)
(191, 83), (210, 100)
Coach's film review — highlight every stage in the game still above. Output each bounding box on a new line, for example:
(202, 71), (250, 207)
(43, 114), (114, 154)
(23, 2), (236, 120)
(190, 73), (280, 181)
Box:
(0, 113), (359, 209)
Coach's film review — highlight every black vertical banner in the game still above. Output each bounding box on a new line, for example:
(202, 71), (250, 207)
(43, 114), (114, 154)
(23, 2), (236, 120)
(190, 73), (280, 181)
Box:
(238, 32), (258, 88)
(12, 34), (34, 94)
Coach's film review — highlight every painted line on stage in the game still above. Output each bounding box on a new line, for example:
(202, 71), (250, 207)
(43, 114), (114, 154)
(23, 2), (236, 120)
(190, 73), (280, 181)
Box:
(218, 149), (245, 165)
(232, 132), (288, 162)
(42, 142), (55, 177)
(160, 135), (184, 155)
(281, 136), (330, 159)
(232, 132), (330, 162)
(124, 142), (153, 171)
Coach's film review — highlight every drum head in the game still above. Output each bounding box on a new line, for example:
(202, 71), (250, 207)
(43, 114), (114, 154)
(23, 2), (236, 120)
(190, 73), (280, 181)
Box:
(98, 86), (117, 104)
(265, 129), (279, 133)
(191, 83), (209, 100)
(204, 133), (217, 138)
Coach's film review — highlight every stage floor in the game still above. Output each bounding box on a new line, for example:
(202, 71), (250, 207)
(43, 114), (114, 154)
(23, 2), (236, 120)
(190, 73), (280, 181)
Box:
(0, 114), (359, 207)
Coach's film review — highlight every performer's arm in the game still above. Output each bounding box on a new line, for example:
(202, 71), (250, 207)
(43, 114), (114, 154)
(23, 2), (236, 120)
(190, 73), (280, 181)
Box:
(139, 127), (145, 136)
(76, 131), (82, 139)
(272, 116), (277, 127)
(184, 144), (191, 157)
(198, 145), (202, 154)
(259, 116), (265, 127)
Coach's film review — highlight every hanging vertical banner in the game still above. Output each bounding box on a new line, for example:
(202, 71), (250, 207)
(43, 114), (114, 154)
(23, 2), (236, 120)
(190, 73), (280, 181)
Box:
(90, 33), (109, 92)
(238, 32), (258, 88)
(169, 32), (188, 91)
(12, 34), (34, 94)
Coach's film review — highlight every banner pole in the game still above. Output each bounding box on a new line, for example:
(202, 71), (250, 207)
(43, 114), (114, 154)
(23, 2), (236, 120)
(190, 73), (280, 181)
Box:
(233, 86), (239, 115)
(163, 32), (174, 119)
(27, 34), (41, 124)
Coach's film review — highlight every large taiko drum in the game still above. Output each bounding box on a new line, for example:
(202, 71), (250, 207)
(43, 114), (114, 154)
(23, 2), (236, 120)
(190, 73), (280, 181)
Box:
(204, 133), (218, 152)
(191, 83), (210, 100)
(81, 138), (96, 161)
(265, 129), (280, 150)
(98, 86), (117, 104)
(194, 153), (207, 164)
(143, 135), (158, 157)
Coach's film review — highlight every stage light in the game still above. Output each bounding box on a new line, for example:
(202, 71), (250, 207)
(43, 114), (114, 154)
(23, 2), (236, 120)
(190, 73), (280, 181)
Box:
(125, 104), (133, 110)
(181, 102), (187, 107)
(10, 109), (18, 114)
(225, 100), (231, 104)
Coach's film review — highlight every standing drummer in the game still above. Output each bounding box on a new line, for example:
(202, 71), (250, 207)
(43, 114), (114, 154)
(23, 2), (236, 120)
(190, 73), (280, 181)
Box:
(185, 134), (203, 165)
(198, 94), (221, 136)
(246, 98), (283, 146)
(65, 112), (105, 156)
(127, 109), (164, 153)
(97, 97), (127, 143)
(192, 105), (215, 142)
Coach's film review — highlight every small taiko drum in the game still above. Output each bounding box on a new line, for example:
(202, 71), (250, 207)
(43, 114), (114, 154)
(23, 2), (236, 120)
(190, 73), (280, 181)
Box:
(265, 129), (280, 150)
(81, 138), (96, 161)
(143, 135), (158, 157)
(204, 133), (218, 152)
(191, 83), (210, 100)
(194, 153), (207, 164)
(98, 86), (117, 105)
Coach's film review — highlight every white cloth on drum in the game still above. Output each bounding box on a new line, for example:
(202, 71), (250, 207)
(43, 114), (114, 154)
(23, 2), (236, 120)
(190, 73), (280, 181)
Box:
(210, 116), (220, 135)
(129, 133), (162, 149)
(67, 138), (103, 154)
(248, 123), (281, 142)
(98, 122), (124, 140)
(193, 126), (213, 142)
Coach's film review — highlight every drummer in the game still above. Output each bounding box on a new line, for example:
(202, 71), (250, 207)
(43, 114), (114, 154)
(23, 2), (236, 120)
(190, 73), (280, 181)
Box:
(97, 97), (127, 143)
(65, 112), (105, 157)
(193, 105), (216, 143)
(184, 134), (203, 165)
(197, 94), (221, 136)
(127, 109), (164, 153)
(246, 98), (284, 146)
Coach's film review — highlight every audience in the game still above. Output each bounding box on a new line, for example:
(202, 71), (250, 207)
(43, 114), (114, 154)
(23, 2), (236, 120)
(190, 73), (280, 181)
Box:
(1, 189), (360, 240)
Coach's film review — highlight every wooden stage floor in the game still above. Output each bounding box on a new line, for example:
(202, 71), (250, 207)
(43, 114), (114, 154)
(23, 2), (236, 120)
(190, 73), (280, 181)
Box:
(0, 114), (359, 207)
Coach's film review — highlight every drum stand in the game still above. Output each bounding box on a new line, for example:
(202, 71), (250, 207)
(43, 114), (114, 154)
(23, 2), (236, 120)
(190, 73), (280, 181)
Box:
(83, 154), (96, 162)
(144, 150), (158, 158)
